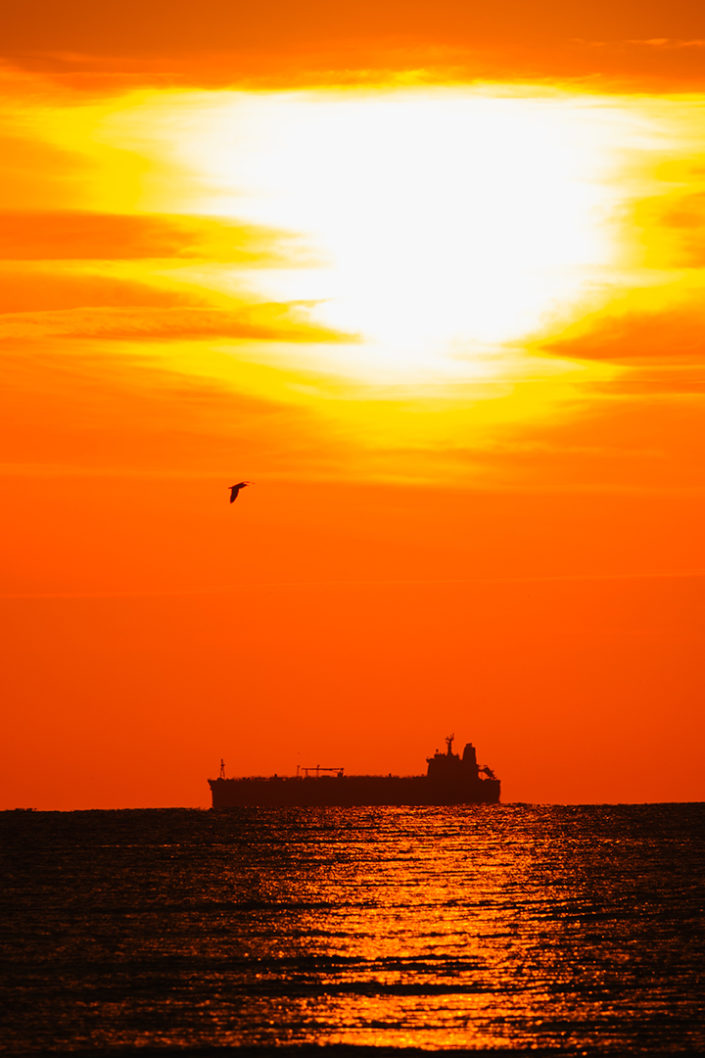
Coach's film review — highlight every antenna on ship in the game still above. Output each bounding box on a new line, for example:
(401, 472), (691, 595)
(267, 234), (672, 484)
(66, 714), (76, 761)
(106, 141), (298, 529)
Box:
(445, 734), (455, 756)
(219, 759), (226, 780)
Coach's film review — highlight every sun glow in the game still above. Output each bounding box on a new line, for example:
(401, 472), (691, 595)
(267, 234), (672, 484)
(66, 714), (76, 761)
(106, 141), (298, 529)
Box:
(41, 86), (648, 382)
(134, 90), (628, 369)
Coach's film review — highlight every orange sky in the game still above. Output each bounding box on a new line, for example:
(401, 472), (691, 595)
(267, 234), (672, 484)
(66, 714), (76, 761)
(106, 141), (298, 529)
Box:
(2, 1), (705, 808)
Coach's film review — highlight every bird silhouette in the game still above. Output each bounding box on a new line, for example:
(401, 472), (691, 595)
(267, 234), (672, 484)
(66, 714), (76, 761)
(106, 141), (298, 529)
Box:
(228, 481), (252, 503)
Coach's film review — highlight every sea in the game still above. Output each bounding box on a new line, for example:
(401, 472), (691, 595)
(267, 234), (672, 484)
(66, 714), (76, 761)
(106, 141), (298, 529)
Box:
(1, 804), (704, 1057)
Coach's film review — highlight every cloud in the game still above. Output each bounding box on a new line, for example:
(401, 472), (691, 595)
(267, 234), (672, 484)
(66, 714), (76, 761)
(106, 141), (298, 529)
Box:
(0, 269), (205, 313)
(542, 300), (705, 369)
(0, 210), (312, 264)
(625, 38), (705, 49)
(0, 304), (354, 343)
(625, 191), (705, 269)
(4, 1), (705, 91)
(0, 263), (353, 344)
(0, 341), (356, 480)
(0, 130), (93, 211)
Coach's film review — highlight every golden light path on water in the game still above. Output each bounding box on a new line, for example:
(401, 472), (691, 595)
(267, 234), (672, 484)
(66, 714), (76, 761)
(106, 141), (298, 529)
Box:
(6, 806), (703, 1052)
(75, 87), (658, 386)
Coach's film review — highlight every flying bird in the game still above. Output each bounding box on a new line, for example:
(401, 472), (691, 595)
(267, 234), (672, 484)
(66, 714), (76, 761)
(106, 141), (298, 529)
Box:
(228, 481), (252, 503)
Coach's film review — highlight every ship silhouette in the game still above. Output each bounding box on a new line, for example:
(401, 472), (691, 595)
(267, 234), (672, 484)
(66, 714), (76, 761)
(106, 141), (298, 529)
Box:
(209, 735), (500, 807)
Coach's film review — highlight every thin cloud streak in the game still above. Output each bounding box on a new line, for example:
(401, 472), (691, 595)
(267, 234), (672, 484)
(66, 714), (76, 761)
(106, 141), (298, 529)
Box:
(0, 305), (355, 343)
(0, 210), (313, 264)
(5, 567), (705, 600)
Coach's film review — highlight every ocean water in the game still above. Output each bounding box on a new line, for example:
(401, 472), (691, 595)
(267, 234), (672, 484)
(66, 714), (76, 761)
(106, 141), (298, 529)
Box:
(1, 804), (704, 1056)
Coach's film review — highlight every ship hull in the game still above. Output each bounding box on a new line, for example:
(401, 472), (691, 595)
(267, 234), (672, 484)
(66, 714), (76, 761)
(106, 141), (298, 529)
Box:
(209, 774), (500, 808)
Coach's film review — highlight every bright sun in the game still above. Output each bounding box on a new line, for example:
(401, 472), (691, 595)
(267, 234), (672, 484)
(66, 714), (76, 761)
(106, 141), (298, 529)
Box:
(105, 88), (630, 377)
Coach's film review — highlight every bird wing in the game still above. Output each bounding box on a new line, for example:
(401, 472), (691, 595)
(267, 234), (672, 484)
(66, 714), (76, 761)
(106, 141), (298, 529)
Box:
(228, 481), (251, 502)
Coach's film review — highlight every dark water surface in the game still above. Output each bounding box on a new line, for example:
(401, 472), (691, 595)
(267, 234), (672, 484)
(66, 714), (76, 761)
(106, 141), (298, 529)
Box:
(1, 804), (704, 1056)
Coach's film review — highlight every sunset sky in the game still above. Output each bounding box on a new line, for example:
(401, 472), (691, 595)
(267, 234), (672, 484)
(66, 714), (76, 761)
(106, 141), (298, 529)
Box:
(2, 1), (705, 808)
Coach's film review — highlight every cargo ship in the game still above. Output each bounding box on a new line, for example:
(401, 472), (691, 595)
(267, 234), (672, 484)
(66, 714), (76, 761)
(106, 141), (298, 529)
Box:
(208, 735), (500, 807)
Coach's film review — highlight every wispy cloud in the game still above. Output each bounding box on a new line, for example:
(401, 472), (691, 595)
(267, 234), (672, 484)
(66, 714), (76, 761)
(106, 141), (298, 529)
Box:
(543, 300), (705, 371)
(624, 38), (705, 49)
(0, 304), (354, 343)
(0, 210), (312, 264)
(4, 3), (705, 91)
(0, 339), (356, 481)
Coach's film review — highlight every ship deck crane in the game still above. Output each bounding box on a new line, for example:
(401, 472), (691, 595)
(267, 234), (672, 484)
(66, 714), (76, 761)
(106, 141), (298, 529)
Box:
(297, 765), (344, 778)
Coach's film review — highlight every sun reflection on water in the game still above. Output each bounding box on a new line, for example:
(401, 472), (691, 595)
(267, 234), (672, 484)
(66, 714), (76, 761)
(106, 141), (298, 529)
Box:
(3, 805), (704, 1053)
